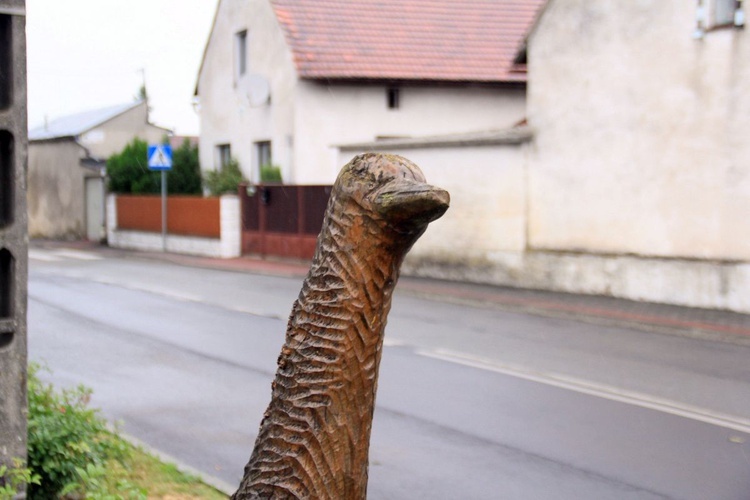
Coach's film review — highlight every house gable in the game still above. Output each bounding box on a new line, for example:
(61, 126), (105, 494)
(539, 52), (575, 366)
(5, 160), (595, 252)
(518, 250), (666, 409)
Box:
(195, 0), (298, 181)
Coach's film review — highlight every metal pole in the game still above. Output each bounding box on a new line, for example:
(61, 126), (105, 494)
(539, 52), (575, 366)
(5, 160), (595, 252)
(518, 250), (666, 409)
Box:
(161, 170), (167, 252)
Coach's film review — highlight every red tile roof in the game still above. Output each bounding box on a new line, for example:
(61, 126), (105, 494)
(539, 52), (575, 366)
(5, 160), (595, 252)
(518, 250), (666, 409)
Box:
(271, 0), (546, 83)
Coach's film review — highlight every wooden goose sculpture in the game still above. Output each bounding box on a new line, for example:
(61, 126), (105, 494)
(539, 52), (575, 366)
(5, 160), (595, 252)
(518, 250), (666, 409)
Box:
(233, 153), (450, 499)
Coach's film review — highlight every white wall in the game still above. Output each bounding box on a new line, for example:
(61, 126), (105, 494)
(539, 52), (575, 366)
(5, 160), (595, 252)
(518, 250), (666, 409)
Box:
(298, 83), (526, 184)
(337, 137), (530, 276)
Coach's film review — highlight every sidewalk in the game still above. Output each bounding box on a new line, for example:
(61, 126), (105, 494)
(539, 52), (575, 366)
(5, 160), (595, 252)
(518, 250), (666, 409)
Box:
(32, 240), (750, 346)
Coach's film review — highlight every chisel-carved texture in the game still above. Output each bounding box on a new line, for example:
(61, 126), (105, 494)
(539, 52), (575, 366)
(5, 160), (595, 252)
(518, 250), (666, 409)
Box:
(233, 153), (449, 499)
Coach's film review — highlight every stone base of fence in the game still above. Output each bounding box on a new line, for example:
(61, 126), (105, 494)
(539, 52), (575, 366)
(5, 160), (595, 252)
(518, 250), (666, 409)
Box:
(106, 194), (241, 258)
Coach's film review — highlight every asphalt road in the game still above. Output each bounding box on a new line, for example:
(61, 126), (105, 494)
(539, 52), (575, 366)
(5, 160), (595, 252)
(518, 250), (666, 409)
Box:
(27, 247), (750, 499)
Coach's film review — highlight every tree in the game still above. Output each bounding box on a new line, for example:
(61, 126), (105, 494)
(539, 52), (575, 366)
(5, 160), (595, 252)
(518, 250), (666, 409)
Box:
(107, 138), (202, 195)
(107, 138), (157, 194)
(168, 139), (202, 194)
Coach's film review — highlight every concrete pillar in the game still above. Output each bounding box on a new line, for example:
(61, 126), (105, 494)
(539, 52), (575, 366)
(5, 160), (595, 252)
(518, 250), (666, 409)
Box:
(220, 194), (241, 258)
(0, 0), (28, 480)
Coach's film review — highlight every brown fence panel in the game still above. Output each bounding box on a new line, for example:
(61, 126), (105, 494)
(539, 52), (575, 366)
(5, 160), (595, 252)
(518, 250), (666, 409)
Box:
(117, 195), (161, 232)
(168, 196), (220, 238)
(241, 186), (260, 231)
(265, 186), (299, 234)
(239, 184), (332, 259)
(116, 195), (221, 238)
(302, 186), (333, 235)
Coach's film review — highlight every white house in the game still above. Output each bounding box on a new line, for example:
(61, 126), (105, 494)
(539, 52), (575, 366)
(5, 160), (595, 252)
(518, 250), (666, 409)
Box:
(194, 0), (545, 184)
(198, 0), (750, 314)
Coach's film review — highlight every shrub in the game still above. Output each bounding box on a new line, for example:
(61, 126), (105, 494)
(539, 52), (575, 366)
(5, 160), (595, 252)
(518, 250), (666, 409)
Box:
(204, 157), (247, 195)
(26, 364), (129, 499)
(260, 163), (283, 183)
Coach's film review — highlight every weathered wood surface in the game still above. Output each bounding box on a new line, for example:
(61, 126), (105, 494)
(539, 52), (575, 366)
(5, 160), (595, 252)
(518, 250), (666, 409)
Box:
(233, 154), (449, 499)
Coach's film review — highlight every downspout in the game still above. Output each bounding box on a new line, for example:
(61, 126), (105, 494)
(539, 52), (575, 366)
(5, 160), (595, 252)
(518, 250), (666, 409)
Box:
(694, 0), (706, 39)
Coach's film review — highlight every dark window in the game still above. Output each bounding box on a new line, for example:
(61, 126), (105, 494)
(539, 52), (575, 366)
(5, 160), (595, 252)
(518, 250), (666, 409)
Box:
(236, 30), (248, 77)
(387, 87), (400, 109)
(714, 0), (736, 25)
(256, 141), (271, 168)
(217, 144), (231, 170)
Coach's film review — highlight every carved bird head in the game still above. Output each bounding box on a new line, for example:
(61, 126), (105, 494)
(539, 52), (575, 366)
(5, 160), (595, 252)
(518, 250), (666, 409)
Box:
(336, 153), (450, 233)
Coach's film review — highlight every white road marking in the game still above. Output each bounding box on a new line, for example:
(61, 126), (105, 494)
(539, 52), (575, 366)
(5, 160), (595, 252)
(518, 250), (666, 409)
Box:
(383, 338), (406, 347)
(29, 248), (103, 262)
(417, 348), (750, 435)
(28, 249), (62, 262)
(52, 249), (103, 261)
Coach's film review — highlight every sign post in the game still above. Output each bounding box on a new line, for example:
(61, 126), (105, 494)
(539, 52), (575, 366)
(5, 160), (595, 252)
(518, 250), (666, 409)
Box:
(147, 144), (173, 251)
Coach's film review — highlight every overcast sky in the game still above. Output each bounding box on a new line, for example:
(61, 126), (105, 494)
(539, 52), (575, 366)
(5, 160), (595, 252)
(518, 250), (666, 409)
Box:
(26, 0), (219, 136)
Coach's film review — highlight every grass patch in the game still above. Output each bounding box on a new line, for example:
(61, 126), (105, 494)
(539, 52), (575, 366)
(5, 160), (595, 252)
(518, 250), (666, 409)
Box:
(98, 438), (228, 499)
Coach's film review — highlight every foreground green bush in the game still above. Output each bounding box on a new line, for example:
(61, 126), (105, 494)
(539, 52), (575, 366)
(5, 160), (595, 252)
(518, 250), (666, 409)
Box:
(0, 458), (39, 500)
(26, 364), (139, 499)
(0, 365), (224, 499)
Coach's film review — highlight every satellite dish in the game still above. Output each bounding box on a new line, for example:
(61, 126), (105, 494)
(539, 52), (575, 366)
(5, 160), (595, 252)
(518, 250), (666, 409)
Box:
(237, 73), (270, 107)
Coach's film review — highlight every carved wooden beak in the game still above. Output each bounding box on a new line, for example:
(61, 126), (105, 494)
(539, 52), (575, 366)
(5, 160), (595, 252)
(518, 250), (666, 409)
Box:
(374, 180), (450, 227)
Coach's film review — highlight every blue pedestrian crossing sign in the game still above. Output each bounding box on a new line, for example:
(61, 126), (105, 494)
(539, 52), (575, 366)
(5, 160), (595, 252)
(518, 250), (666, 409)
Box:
(148, 144), (173, 170)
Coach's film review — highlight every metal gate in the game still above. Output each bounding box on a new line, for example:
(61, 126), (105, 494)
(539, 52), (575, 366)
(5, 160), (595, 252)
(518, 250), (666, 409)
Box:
(239, 184), (332, 259)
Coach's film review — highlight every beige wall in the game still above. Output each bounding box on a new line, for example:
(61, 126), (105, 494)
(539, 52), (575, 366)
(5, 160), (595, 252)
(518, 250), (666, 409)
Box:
(78, 102), (169, 158)
(28, 140), (88, 238)
(477, 0), (750, 312)
(528, 0), (750, 261)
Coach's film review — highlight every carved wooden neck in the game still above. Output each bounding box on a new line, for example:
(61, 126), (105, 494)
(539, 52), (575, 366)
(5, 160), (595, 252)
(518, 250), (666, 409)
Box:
(234, 197), (414, 500)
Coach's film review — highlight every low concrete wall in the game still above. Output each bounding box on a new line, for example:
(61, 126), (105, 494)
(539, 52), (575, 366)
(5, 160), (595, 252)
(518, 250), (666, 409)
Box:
(405, 250), (750, 313)
(107, 194), (241, 258)
(339, 130), (750, 314)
